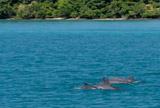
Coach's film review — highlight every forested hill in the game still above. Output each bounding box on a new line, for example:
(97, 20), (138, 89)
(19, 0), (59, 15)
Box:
(1, 0), (160, 19)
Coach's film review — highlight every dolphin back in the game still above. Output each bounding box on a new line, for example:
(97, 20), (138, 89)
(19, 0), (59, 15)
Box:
(74, 82), (98, 89)
(84, 82), (98, 89)
(94, 77), (119, 90)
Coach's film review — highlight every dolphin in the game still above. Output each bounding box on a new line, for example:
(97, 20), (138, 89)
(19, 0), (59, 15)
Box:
(94, 77), (119, 90)
(109, 75), (134, 84)
(75, 82), (98, 89)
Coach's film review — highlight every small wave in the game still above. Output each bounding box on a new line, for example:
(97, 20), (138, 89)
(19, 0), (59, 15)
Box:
(155, 99), (160, 100)
(133, 81), (141, 83)
(147, 72), (160, 75)
(133, 81), (145, 84)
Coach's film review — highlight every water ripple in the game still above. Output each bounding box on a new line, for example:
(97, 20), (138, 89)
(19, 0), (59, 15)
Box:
(0, 20), (160, 108)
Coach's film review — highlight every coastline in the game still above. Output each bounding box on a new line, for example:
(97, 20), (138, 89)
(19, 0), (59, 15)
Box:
(3, 17), (160, 21)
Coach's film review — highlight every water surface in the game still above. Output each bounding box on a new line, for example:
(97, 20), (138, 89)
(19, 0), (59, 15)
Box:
(0, 20), (160, 108)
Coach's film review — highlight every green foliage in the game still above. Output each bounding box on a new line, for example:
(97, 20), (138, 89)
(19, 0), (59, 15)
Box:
(56, 0), (73, 17)
(1, 0), (160, 19)
(15, 0), (56, 19)
(0, 1), (15, 19)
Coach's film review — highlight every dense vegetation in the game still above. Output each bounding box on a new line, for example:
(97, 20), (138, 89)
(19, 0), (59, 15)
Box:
(1, 0), (160, 19)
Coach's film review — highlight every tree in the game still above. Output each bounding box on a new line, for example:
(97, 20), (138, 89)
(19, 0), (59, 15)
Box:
(0, 2), (14, 19)
(56, 0), (73, 17)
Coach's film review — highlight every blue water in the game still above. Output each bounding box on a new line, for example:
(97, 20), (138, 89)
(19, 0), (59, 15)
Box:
(0, 20), (160, 108)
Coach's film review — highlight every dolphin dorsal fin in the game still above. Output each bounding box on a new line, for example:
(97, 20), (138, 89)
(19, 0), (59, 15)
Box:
(84, 82), (89, 86)
(130, 75), (134, 81)
(103, 77), (110, 85)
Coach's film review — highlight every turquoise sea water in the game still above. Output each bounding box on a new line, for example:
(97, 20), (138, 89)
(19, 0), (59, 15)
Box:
(0, 20), (160, 108)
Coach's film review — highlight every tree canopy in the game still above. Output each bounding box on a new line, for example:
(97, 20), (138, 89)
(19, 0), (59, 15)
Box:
(1, 0), (160, 19)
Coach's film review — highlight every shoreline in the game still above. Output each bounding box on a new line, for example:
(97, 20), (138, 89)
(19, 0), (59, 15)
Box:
(3, 17), (160, 21)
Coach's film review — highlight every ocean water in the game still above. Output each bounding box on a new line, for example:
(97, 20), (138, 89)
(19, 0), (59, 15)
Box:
(0, 20), (160, 108)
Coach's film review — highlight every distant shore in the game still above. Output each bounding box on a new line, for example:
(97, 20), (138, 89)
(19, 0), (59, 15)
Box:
(3, 17), (160, 21)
